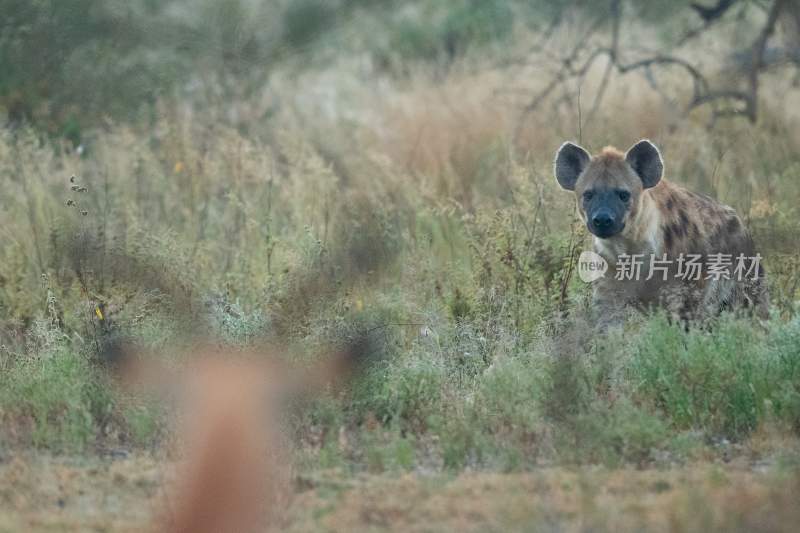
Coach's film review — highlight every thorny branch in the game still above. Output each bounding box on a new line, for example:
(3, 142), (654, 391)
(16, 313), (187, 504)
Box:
(584, 0), (621, 127)
(745, 0), (787, 121)
(513, 15), (606, 139)
(515, 0), (791, 138)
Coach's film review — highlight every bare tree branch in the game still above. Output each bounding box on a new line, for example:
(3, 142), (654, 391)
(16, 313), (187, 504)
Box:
(515, 0), (789, 132)
(745, 0), (787, 121)
(513, 16), (606, 140)
(584, 0), (622, 129)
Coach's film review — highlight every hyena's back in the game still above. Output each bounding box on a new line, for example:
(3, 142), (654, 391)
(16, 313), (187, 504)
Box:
(649, 182), (769, 319)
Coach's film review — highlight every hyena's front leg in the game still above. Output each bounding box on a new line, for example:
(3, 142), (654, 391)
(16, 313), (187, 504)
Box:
(592, 278), (630, 331)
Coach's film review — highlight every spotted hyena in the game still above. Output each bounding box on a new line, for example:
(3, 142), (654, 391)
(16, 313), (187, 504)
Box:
(554, 139), (768, 326)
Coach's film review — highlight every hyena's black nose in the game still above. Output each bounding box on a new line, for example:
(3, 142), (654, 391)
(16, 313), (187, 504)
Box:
(592, 211), (615, 230)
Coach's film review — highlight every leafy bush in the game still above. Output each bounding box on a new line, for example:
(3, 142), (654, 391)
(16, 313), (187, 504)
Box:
(0, 324), (112, 450)
(557, 401), (671, 466)
(0, 0), (182, 137)
(626, 315), (800, 438)
(352, 353), (447, 430)
(380, 0), (514, 66)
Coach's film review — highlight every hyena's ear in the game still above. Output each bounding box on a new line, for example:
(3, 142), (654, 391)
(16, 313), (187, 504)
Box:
(625, 140), (663, 189)
(554, 142), (591, 191)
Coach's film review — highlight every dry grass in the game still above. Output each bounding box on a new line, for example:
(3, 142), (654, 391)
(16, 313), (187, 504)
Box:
(2, 450), (798, 533)
(291, 466), (800, 532)
(1, 8), (799, 532)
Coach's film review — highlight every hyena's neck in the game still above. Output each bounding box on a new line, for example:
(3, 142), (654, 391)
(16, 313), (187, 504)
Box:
(594, 188), (663, 264)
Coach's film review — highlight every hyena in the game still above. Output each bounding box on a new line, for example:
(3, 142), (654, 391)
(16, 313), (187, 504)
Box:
(554, 139), (768, 326)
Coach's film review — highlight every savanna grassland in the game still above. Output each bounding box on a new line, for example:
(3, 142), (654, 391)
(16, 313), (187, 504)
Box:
(1, 1), (800, 531)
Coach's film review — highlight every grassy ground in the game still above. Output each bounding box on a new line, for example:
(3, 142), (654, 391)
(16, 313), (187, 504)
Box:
(1, 1), (799, 530)
(2, 450), (799, 532)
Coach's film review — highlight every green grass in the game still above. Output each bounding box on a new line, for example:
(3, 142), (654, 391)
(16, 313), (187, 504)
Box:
(290, 312), (800, 472)
(0, 0), (798, 481)
(3, 306), (796, 469)
(0, 328), (112, 451)
(1, 3), (799, 532)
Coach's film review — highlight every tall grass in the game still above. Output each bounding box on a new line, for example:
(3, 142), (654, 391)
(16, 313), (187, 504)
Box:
(0, 5), (798, 472)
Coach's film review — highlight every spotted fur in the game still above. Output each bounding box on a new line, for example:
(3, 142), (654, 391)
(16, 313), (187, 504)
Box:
(554, 140), (769, 326)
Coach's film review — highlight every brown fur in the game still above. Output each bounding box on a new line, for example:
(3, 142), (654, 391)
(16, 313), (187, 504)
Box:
(558, 141), (768, 325)
(162, 356), (277, 533)
(112, 344), (359, 533)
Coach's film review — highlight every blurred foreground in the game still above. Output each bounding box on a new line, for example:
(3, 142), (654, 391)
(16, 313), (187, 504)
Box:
(1, 451), (799, 532)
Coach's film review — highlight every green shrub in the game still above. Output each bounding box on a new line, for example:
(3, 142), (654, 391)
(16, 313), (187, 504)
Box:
(557, 401), (670, 466)
(382, 0), (514, 65)
(440, 0), (514, 56)
(765, 316), (800, 431)
(626, 315), (800, 438)
(123, 402), (161, 447)
(352, 353), (446, 429)
(282, 0), (337, 50)
(362, 429), (416, 473)
(0, 331), (111, 450)
(475, 356), (542, 431)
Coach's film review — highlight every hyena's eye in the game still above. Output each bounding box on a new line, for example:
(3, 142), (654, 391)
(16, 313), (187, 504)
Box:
(582, 191), (594, 202)
(617, 190), (631, 202)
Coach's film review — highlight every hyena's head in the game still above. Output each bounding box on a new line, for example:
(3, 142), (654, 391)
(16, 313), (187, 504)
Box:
(554, 139), (663, 239)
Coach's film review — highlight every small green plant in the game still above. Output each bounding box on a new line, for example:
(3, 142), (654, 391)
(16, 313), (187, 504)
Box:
(123, 402), (161, 447)
(626, 314), (800, 438)
(352, 353), (446, 430)
(0, 331), (112, 451)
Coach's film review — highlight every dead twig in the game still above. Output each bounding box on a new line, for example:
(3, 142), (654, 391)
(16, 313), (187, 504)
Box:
(744, 0), (786, 121)
(513, 15), (606, 141)
(516, 0), (788, 131)
(584, 0), (622, 129)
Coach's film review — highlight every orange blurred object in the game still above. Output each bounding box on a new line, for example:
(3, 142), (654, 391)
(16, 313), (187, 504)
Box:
(108, 343), (363, 533)
(157, 357), (278, 533)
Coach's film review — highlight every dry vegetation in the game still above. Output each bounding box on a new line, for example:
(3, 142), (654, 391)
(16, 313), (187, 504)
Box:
(2, 453), (800, 532)
(1, 0), (800, 530)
